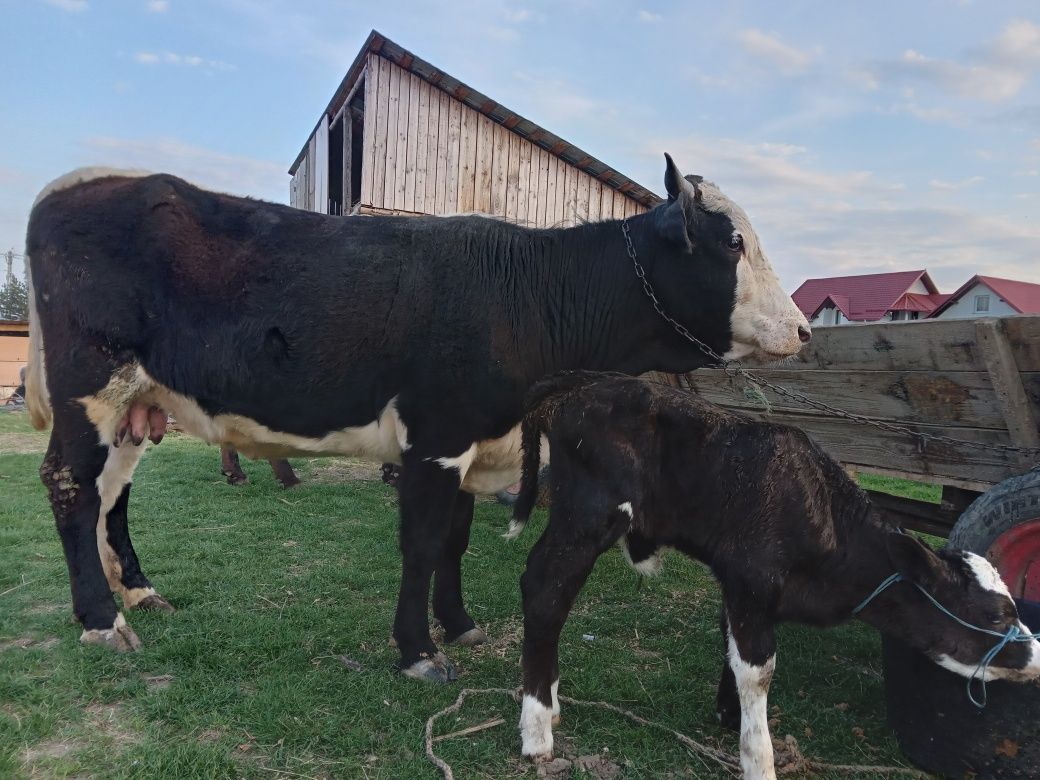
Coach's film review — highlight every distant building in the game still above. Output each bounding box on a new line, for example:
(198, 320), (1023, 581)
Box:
(929, 275), (1040, 319)
(792, 270), (949, 325)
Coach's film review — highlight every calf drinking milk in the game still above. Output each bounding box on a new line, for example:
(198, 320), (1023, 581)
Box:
(511, 372), (1040, 780)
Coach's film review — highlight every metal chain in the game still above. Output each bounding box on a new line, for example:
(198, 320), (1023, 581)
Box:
(621, 219), (1040, 458)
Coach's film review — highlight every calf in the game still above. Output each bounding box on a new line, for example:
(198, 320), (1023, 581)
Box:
(512, 372), (1040, 780)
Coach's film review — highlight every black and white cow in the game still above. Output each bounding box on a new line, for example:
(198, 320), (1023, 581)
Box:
(24, 155), (809, 680)
(511, 372), (1040, 780)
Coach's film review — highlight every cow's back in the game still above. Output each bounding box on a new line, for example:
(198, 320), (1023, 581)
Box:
(27, 172), (513, 439)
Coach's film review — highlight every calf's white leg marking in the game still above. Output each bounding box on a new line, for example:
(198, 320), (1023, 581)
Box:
(550, 678), (561, 725)
(520, 694), (554, 759)
(727, 630), (776, 780)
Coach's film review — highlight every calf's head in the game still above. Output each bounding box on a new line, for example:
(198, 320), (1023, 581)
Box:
(646, 154), (810, 361)
(879, 533), (1040, 682)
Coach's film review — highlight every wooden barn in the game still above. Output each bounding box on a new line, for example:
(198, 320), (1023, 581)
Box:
(289, 30), (661, 223)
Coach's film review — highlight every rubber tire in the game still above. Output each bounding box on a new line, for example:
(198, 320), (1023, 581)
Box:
(947, 468), (1040, 554)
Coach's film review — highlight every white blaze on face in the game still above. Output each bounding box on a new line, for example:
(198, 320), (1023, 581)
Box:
(956, 552), (1040, 680)
(696, 181), (809, 360)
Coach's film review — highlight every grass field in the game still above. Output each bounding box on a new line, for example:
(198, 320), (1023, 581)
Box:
(0, 409), (927, 779)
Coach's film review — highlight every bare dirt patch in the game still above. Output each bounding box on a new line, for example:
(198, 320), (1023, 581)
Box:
(307, 458), (383, 484)
(0, 432), (47, 455)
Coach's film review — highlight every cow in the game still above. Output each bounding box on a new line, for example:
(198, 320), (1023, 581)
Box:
(219, 445), (299, 488)
(24, 155), (810, 681)
(511, 372), (1040, 780)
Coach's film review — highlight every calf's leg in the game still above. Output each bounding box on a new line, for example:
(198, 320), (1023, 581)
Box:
(432, 491), (486, 646)
(724, 607), (777, 780)
(520, 506), (627, 760)
(715, 608), (740, 730)
(393, 453), (465, 682)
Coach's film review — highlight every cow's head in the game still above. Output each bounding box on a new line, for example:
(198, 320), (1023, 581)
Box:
(647, 154), (810, 361)
(877, 533), (1040, 682)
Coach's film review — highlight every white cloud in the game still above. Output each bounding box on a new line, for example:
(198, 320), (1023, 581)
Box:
(134, 51), (236, 70)
(43, 0), (87, 11)
(640, 136), (1040, 289)
(737, 29), (813, 75)
(503, 8), (530, 23)
(870, 20), (1040, 103)
(81, 136), (286, 203)
(147, 0), (169, 11)
(638, 10), (662, 23)
(929, 175), (984, 190)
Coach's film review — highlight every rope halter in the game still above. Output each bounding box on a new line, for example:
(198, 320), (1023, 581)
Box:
(853, 572), (1040, 707)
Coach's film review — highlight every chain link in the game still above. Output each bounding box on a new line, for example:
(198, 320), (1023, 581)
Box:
(621, 219), (1040, 459)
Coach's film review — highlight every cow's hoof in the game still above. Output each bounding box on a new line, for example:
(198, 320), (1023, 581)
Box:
(80, 615), (142, 652)
(132, 594), (176, 613)
(447, 627), (488, 647)
(401, 652), (457, 683)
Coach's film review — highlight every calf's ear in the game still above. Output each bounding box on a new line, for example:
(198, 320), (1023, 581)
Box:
(885, 532), (942, 588)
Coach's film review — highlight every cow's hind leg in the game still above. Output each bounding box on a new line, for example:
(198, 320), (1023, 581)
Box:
(97, 443), (175, 613)
(268, 458), (300, 489)
(221, 445), (248, 485)
(393, 454), (465, 682)
(41, 410), (141, 651)
(432, 491), (486, 647)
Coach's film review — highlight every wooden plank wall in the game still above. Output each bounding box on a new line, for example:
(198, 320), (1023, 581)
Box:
(361, 54), (647, 224)
(684, 316), (1040, 490)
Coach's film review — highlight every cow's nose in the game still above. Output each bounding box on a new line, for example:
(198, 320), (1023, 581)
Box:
(797, 325), (812, 343)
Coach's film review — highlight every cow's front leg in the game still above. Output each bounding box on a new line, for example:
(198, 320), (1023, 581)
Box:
(724, 607), (777, 780)
(393, 451), (468, 682)
(432, 491), (486, 646)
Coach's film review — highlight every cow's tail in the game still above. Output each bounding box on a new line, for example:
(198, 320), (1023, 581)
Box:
(25, 260), (51, 430)
(505, 370), (609, 539)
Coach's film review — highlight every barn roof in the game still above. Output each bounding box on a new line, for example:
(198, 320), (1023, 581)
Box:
(928, 275), (1040, 317)
(792, 270), (939, 321)
(289, 30), (663, 210)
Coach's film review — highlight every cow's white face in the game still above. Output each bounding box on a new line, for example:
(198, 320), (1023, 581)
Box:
(694, 181), (811, 360)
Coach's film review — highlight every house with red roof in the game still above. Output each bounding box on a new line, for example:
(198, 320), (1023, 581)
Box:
(792, 270), (949, 325)
(928, 275), (1040, 319)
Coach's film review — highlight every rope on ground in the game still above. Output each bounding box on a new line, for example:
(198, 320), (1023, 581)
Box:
(423, 687), (929, 780)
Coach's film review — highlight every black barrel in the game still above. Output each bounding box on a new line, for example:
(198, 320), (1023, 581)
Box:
(882, 600), (1040, 779)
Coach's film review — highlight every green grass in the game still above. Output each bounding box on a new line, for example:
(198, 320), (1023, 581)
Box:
(0, 409), (926, 778)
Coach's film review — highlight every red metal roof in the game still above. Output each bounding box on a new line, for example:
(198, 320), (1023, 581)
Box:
(928, 275), (1040, 317)
(792, 270), (939, 321)
(891, 292), (951, 312)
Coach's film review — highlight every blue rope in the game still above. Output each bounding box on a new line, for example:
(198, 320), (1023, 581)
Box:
(853, 571), (1040, 708)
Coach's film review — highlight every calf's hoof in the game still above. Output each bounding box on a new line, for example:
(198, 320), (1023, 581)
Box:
(80, 615), (142, 652)
(401, 652), (457, 683)
(447, 627), (488, 647)
(131, 594), (176, 613)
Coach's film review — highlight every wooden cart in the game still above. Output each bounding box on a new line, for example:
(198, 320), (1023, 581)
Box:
(686, 314), (1040, 549)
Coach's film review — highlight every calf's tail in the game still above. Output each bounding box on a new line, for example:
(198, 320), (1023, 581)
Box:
(25, 260), (52, 430)
(506, 370), (612, 539)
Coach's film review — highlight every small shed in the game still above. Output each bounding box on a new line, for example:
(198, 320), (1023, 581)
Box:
(289, 30), (661, 224)
(0, 319), (28, 398)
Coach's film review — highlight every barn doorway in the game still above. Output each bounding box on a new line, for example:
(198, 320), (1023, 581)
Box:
(328, 74), (365, 216)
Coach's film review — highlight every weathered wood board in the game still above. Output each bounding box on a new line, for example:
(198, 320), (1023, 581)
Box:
(686, 315), (1040, 490)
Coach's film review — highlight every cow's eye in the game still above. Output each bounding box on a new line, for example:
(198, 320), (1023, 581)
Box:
(728, 233), (744, 253)
(988, 613), (1005, 626)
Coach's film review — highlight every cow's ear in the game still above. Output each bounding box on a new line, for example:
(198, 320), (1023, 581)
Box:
(885, 532), (941, 588)
(655, 199), (694, 252)
(663, 153), (698, 203)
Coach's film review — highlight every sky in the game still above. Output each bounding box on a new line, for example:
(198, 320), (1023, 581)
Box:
(1, 0), (1038, 293)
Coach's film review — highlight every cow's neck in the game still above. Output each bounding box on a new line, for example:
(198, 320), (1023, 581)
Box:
(521, 214), (706, 380)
